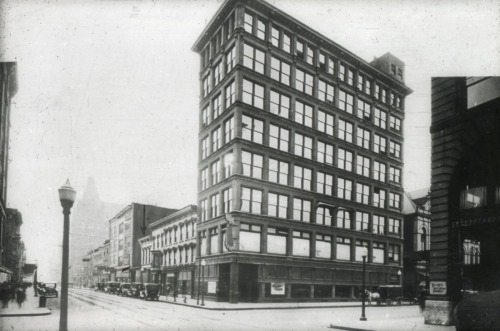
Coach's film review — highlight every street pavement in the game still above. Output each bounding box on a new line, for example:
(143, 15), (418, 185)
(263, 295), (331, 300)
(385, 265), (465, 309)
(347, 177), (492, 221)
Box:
(0, 288), (456, 331)
(0, 286), (51, 317)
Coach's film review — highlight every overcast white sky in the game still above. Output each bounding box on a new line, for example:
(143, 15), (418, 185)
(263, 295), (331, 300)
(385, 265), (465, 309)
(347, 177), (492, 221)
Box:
(1, 0), (499, 280)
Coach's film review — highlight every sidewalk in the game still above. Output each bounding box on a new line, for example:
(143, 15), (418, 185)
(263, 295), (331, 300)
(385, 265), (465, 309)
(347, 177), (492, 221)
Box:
(0, 286), (51, 317)
(159, 293), (364, 310)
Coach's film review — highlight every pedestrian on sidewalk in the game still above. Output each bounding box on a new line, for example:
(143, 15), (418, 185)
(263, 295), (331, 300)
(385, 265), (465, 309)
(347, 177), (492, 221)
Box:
(16, 286), (26, 308)
(0, 283), (10, 308)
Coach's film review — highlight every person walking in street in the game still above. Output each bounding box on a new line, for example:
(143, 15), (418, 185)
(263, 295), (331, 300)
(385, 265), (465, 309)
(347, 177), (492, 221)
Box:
(0, 283), (10, 308)
(15, 286), (26, 308)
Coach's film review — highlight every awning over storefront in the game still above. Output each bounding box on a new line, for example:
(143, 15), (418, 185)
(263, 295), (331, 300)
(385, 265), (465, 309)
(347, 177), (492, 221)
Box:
(453, 215), (500, 228)
(0, 265), (13, 274)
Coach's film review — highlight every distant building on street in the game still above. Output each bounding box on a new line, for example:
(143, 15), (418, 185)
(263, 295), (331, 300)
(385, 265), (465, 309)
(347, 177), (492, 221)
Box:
(193, 0), (412, 302)
(138, 205), (197, 297)
(108, 203), (178, 283)
(426, 77), (500, 325)
(402, 188), (430, 298)
(68, 177), (122, 287)
(90, 240), (110, 284)
(0, 62), (19, 282)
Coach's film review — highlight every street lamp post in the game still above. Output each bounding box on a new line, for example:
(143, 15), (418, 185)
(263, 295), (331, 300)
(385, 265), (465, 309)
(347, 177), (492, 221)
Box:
(197, 257), (201, 305)
(201, 259), (206, 306)
(58, 180), (76, 331)
(360, 246), (368, 321)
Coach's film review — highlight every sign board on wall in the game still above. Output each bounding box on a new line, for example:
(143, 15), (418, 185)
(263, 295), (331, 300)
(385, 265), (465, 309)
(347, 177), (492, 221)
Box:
(271, 282), (285, 295)
(430, 281), (447, 295)
(208, 281), (217, 294)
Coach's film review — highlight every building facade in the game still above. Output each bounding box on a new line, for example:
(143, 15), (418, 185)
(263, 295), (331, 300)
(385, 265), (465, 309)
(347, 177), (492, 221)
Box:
(138, 205), (197, 297)
(193, 0), (412, 303)
(108, 203), (177, 283)
(90, 241), (110, 285)
(426, 77), (500, 325)
(0, 62), (18, 282)
(403, 188), (430, 298)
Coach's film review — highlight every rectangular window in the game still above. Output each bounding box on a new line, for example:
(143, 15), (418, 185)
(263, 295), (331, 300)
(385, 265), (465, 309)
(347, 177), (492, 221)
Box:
(240, 223), (261, 252)
(306, 46), (314, 65)
(201, 136), (209, 159)
(373, 188), (386, 208)
(242, 151), (263, 179)
(389, 141), (401, 158)
(223, 187), (233, 213)
(373, 242), (385, 264)
(389, 192), (401, 209)
(293, 165), (312, 191)
(294, 133), (313, 159)
(316, 172), (333, 195)
(347, 68), (354, 85)
(211, 160), (220, 185)
(316, 206), (333, 226)
(210, 193), (220, 218)
(270, 90), (290, 119)
(337, 178), (353, 200)
(318, 80), (334, 103)
(202, 74), (211, 98)
(388, 244), (400, 262)
(270, 57), (291, 85)
(374, 108), (387, 129)
(339, 64), (346, 81)
(269, 158), (289, 185)
(268, 193), (288, 218)
(223, 152), (233, 178)
(390, 115), (401, 132)
(267, 227), (287, 255)
(214, 61), (223, 86)
(200, 199), (207, 222)
(373, 215), (385, 235)
(374, 134), (387, 154)
(388, 218), (400, 234)
(212, 94), (222, 120)
(283, 32), (291, 53)
(356, 99), (371, 120)
(295, 100), (313, 127)
(226, 46), (236, 73)
(357, 73), (364, 91)
(373, 161), (386, 182)
(202, 104), (209, 127)
(461, 186), (487, 209)
(242, 78), (265, 109)
(355, 240), (369, 262)
(241, 187), (263, 214)
(296, 40), (304, 60)
(356, 127), (371, 149)
(257, 18), (266, 40)
(317, 110), (334, 136)
(338, 119), (353, 143)
(317, 141), (334, 165)
(224, 117), (234, 143)
(242, 115), (263, 144)
(269, 124), (289, 152)
(316, 234), (332, 259)
(319, 52), (326, 71)
(356, 155), (370, 177)
(355, 212), (369, 232)
(336, 237), (351, 260)
(244, 12), (253, 34)
(212, 127), (221, 152)
(336, 209), (351, 229)
(356, 183), (370, 205)
(293, 231), (310, 257)
(338, 148), (353, 172)
(295, 69), (314, 95)
(271, 26), (280, 48)
(225, 81), (235, 109)
(338, 90), (354, 114)
(201, 167), (208, 190)
(292, 198), (311, 222)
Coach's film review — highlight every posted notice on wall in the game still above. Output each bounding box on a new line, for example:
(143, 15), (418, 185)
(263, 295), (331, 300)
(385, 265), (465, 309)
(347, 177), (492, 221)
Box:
(430, 281), (447, 295)
(208, 281), (217, 294)
(271, 282), (285, 295)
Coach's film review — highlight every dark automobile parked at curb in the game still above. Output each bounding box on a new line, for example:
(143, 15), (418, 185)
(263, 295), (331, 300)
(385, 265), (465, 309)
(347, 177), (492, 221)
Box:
(454, 289), (500, 331)
(118, 283), (131, 296)
(140, 283), (160, 301)
(39, 282), (58, 298)
(104, 282), (120, 294)
(95, 282), (105, 292)
(128, 283), (144, 298)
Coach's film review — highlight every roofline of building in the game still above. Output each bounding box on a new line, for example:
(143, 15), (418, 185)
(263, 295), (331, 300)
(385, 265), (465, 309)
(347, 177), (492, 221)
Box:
(191, 0), (412, 95)
(108, 204), (132, 222)
(149, 204), (197, 229)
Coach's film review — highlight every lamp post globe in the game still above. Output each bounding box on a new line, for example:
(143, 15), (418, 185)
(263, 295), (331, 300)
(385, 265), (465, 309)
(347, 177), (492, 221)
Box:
(58, 179), (76, 331)
(360, 246), (368, 321)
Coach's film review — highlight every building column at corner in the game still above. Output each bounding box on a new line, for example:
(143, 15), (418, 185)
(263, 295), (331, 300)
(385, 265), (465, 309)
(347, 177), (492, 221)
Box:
(229, 261), (239, 303)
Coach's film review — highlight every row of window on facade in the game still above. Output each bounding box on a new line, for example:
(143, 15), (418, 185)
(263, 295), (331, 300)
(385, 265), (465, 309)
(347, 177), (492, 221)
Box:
(199, 223), (401, 264)
(200, 186), (401, 235)
(110, 220), (131, 237)
(141, 245), (195, 267)
(200, 9), (404, 106)
(148, 223), (196, 251)
(460, 185), (500, 209)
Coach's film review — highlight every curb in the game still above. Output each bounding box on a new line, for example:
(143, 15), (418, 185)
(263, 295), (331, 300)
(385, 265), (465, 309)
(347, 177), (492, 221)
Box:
(0, 308), (52, 317)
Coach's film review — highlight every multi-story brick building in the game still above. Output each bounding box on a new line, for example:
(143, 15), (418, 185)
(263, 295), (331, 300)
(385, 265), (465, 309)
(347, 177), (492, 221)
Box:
(138, 205), (197, 297)
(193, 0), (412, 302)
(426, 77), (500, 325)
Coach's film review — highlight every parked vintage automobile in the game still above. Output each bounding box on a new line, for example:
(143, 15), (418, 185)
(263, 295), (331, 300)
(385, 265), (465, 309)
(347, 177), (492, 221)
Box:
(95, 282), (105, 292)
(454, 289), (500, 330)
(40, 282), (58, 298)
(118, 283), (131, 296)
(140, 283), (160, 301)
(104, 282), (120, 294)
(375, 285), (404, 305)
(128, 283), (144, 298)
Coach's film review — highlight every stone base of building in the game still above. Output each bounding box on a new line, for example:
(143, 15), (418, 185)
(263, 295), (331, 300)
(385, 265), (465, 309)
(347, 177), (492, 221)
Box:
(424, 300), (454, 326)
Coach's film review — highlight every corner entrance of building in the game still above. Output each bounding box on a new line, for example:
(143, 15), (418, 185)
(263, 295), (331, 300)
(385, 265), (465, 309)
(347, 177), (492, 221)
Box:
(239, 264), (258, 302)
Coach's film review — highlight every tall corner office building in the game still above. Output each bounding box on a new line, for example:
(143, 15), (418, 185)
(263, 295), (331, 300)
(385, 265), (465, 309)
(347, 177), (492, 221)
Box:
(193, 0), (412, 303)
